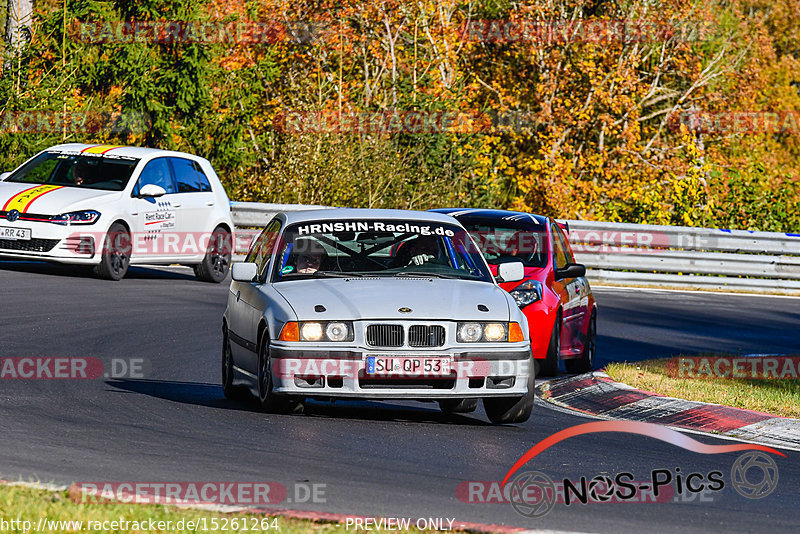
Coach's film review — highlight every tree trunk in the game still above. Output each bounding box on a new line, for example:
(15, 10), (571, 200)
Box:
(6, 0), (33, 51)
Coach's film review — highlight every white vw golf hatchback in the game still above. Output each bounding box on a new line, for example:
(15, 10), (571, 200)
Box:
(0, 144), (233, 281)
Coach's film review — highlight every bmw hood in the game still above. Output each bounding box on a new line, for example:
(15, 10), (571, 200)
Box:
(0, 182), (121, 214)
(273, 278), (513, 322)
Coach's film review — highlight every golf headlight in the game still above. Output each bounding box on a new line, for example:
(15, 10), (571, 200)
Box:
(298, 321), (354, 342)
(509, 280), (542, 308)
(51, 210), (101, 225)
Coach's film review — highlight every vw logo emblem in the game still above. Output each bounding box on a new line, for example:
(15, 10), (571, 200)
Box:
(398, 307), (412, 313)
(6, 209), (20, 222)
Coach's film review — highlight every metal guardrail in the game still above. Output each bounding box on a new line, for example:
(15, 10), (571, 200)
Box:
(230, 202), (800, 293)
(567, 220), (800, 293)
(229, 201), (332, 227)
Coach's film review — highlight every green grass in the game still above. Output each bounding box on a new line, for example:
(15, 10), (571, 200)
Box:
(0, 483), (437, 533)
(605, 354), (800, 419)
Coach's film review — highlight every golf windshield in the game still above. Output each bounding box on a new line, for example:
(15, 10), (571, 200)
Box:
(7, 152), (139, 192)
(274, 219), (493, 282)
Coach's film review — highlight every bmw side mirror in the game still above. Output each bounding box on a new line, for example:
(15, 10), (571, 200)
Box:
(555, 263), (586, 281)
(231, 262), (258, 282)
(138, 184), (167, 198)
(0, 172), (11, 181)
(497, 261), (524, 283)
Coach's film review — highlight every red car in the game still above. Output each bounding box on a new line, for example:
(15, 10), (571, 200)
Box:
(433, 209), (597, 376)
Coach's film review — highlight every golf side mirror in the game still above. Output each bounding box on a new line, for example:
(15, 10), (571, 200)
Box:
(138, 184), (167, 198)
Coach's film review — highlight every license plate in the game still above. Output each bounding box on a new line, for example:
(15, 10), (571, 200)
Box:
(365, 356), (451, 376)
(0, 226), (31, 241)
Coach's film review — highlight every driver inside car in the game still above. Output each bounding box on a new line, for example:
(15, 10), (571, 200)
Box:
(293, 238), (328, 274)
(69, 161), (91, 186)
(505, 231), (536, 262)
(392, 235), (443, 267)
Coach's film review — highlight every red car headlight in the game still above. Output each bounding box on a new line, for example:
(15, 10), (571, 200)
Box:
(509, 280), (542, 308)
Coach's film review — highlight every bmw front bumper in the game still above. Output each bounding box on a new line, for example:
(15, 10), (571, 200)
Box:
(267, 344), (533, 400)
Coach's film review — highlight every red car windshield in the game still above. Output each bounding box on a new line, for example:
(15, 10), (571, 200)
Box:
(462, 223), (548, 268)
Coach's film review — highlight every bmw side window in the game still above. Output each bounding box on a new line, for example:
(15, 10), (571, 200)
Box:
(170, 158), (203, 193)
(245, 227), (269, 264)
(259, 221), (282, 278)
(245, 220), (282, 279)
(552, 224), (568, 269)
(134, 158), (175, 195)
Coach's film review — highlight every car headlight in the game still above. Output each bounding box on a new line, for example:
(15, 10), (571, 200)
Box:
(325, 322), (350, 342)
(509, 280), (542, 308)
(301, 322), (324, 341)
(281, 321), (354, 342)
(50, 210), (101, 225)
(457, 322), (483, 342)
(483, 323), (507, 342)
(457, 322), (510, 342)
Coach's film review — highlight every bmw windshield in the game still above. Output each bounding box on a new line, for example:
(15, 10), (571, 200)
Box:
(273, 219), (494, 283)
(6, 152), (139, 192)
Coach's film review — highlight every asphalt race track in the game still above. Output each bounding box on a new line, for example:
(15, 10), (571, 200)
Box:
(1, 262), (799, 533)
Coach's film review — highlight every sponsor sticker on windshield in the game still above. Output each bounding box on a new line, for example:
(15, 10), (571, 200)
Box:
(295, 221), (456, 237)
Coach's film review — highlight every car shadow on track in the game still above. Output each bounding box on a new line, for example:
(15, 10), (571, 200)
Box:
(106, 379), (257, 411)
(106, 378), (492, 426)
(0, 260), (198, 280)
(300, 399), (493, 426)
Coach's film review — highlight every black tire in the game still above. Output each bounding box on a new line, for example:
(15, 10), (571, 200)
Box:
(194, 227), (232, 283)
(565, 310), (596, 374)
(221, 326), (247, 400)
(438, 398), (478, 414)
(538, 313), (561, 377)
(483, 357), (536, 425)
(257, 332), (303, 414)
(94, 222), (131, 281)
